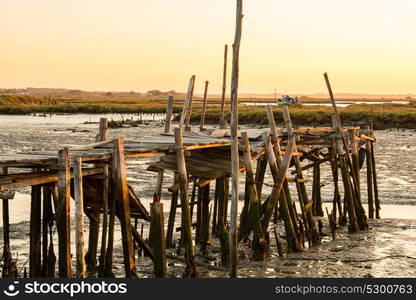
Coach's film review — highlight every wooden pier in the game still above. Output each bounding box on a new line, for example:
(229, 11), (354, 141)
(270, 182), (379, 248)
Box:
(0, 104), (380, 278)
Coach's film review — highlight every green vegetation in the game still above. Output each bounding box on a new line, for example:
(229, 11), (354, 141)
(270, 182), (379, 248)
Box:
(1, 94), (416, 129)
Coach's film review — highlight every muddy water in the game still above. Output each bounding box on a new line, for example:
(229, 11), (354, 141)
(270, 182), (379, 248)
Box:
(0, 114), (415, 278)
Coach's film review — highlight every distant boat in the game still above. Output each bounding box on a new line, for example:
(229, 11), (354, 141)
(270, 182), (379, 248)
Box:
(277, 95), (299, 104)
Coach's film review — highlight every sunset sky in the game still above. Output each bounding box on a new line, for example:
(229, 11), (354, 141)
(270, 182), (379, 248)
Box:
(2, 0), (416, 94)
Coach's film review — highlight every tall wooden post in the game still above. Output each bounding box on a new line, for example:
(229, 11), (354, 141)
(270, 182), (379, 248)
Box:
(164, 95), (174, 134)
(229, 0), (243, 278)
(73, 156), (86, 278)
(174, 127), (199, 277)
(200, 81), (209, 131)
(113, 137), (137, 277)
(220, 44), (228, 129)
(57, 148), (72, 278)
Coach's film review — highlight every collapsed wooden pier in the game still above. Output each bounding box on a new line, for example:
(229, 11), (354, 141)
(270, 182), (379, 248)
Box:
(0, 102), (380, 278)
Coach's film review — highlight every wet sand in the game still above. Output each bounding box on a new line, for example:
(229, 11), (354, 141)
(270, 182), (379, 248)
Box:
(0, 114), (415, 277)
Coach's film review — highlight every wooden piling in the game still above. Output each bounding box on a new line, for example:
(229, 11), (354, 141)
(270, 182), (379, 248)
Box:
(229, 0), (243, 278)
(365, 140), (374, 219)
(166, 174), (179, 248)
(200, 81), (209, 131)
(370, 141), (380, 218)
(73, 156), (86, 278)
(220, 44), (228, 129)
(41, 184), (53, 277)
(174, 127), (199, 277)
(216, 176), (230, 265)
(200, 183), (211, 255)
(331, 115), (359, 233)
(85, 211), (100, 275)
(282, 106), (320, 245)
(112, 137), (137, 277)
(1, 167), (13, 278)
(312, 161), (323, 216)
(164, 95), (174, 134)
(30, 185), (42, 277)
(150, 202), (167, 277)
(263, 134), (301, 252)
(153, 170), (164, 203)
(104, 174), (116, 277)
(98, 164), (109, 276)
(57, 148), (72, 278)
(241, 132), (267, 260)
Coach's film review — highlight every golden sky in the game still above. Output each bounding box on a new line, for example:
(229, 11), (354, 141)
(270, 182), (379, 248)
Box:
(2, 0), (416, 94)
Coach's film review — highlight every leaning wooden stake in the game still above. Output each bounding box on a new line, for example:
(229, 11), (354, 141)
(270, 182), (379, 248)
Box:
(57, 148), (72, 278)
(200, 81), (209, 131)
(220, 44), (228, 129)
(164, 95), (175, 134)
(179, 75), (196, 129)
(73, 156), (86, 278)
(229, 0), (243, 278)
(174, 127), (199, 277)
(113, 137), (137, 277)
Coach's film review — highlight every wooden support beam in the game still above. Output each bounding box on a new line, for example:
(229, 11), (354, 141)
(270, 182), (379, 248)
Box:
(174, 127), (199, 277)
(220, 44), (228, 129)
(164, 95), (174, 134)
(113, 137), (137, 277)
(56, 148), (72, 278)
(200, 81), (209, 131)
(73, 156), (86, 278)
